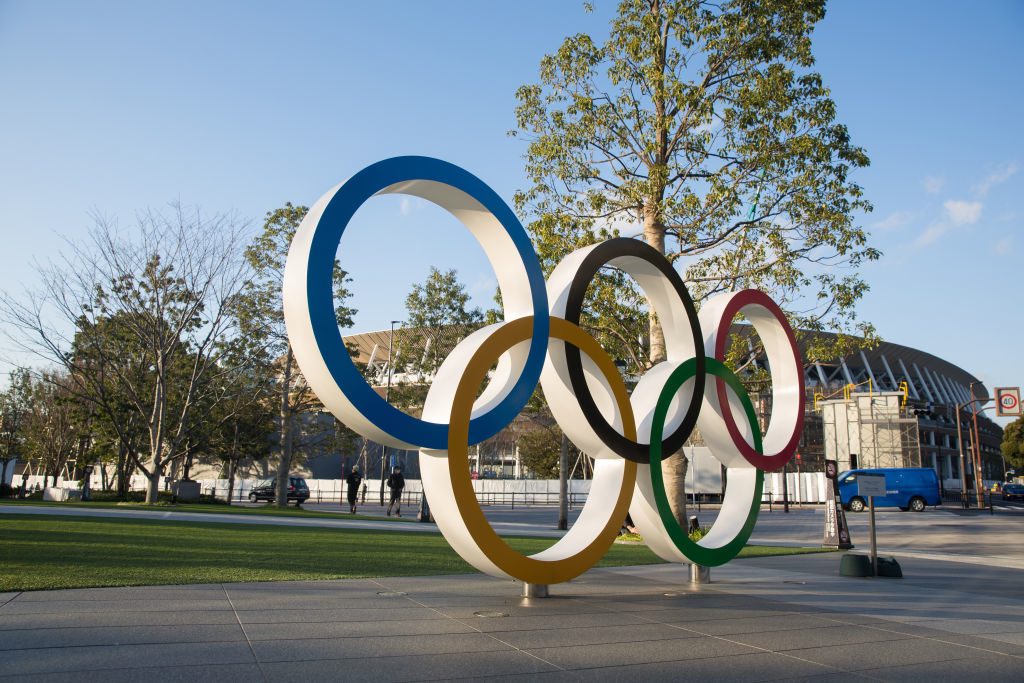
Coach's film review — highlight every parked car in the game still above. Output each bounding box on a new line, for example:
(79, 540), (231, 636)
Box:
(838, 467), (941, 512)
(1002, 483), (1024, 501)
(248, 477), (310, 505)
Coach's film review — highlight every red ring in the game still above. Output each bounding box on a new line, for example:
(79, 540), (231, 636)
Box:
(712, 290), (804, 471)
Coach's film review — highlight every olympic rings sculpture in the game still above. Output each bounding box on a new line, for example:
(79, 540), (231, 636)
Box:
(283, 157), (805, 584)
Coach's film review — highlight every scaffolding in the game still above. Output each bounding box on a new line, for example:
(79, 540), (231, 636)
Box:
(819, 391), (921, 471)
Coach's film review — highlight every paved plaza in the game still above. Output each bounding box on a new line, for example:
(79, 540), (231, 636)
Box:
(3, 504), (1023, 681)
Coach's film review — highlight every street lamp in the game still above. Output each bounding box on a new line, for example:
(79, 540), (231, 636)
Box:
(380, 320), (401, 505)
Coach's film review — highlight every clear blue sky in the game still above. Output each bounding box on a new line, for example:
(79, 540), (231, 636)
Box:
(1, 1), (1021, 425)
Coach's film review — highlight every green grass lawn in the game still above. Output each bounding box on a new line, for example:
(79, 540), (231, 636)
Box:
(0, 513), (832, 592)
(0, 498), (417, 522)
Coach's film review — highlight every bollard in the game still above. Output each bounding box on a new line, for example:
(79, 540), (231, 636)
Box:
(522, 583), (549, 598)
(688, 564), (710, 584)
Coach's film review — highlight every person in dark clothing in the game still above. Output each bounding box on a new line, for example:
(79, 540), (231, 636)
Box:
(346, 465), (363, 514)
(386, 467), (405, 517)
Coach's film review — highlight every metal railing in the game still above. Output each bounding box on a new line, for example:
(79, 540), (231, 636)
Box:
(941, 490), (994, 513)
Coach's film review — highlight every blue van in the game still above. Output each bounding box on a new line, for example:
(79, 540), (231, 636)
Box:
(837, 468), (941, 512)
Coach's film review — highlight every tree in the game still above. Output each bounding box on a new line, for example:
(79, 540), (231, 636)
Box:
(388, 267), (483, 517)
(0, 368), (33, 486)
(206, 341), (276, 503)
(404, 267), (484, 373)
(517, 421), (584, 480)
(236, 203), (355, 507)
(1002, 416), (1024, 473)
(513, 0), (877, 525)
(1, 205), (251, 502)
(21, 370), (84, 488)
(389, 267), (485, 416)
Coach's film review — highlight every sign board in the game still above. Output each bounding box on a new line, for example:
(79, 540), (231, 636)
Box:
(995, 387), (1022, 417)
(825, 460), (838, 479)
(823, 476), (853, 549)
(857, 473), (886, 497)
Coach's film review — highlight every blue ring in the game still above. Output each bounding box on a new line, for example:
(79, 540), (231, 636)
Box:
(306, 156), (549, 448)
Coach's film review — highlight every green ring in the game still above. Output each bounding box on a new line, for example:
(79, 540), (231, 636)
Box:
(649, 357), (764, 567)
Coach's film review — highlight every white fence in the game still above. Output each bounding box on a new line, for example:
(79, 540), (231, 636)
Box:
(10, 473), (597, 505)
(12, 468), (835, 505)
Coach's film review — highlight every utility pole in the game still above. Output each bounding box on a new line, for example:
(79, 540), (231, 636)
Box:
(381, 320), (401, 506)
(970, 383), (987, 508)
(955, 390), (994, 508)
(955, 407), (969, 508)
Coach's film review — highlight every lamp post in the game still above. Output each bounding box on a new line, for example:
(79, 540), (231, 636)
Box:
(380, 320), (401, 505)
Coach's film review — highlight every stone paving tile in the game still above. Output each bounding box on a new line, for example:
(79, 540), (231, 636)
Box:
(452, 672), (581, 683)
(0, 641), (256, 676)
(235, 606), (445, 625)
(243, 617), (477, 641)
(908, 616), (1024, 636)
(457, 609), (655, 634)
(0, 598), (232, 615)
(485, 621), (704, 650)
(259, 650), (563, 682)
(658, 612), (840, 636)
(251, 631), (512, 663)
(984, 632), (1024, 646)
(788, 637), (994, 671)
(571, 651), (842, 682)
(863, 654), (1024, 682)
(725, 624), (914, 651)
(524, 634), (759, 669)
(772, 673), (877, 683)
(11, 662), (265, 683)
(844, 621), (1024, 656)
(0, 610), (240, 630)
(223, 594), (394, 611)
(595, 598), (796, 619)
(423, 600), (617, 621)
(0, 623), (245, 650)
(6, 585), (224, 602)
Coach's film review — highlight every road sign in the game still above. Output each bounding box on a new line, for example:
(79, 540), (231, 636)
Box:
(995, 387), (1021, 417)
(857, 473), (886, 498)
(825, 460), (838, 479)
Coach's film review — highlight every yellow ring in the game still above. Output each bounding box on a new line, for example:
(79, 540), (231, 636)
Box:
(447, 316), (637, 584)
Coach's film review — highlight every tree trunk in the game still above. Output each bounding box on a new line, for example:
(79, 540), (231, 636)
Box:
(227, 459), (237, 505)
(558, 433), (569, 530)
(661, 450), (689, 528)
(643, 206), (668, 364)
(276, 348), (295, 507)
(147, 469), (161, 504)
(226, 423), (239, 504)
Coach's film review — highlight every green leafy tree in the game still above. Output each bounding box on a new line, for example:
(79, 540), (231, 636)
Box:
(402, 267), (484, 374)
(389, 267), (484, 416)
(68, 314), (149, 499)
(236, 203), (356, 507)
(205, 339), (276, 502)
(1002, 416), (1024, 473)
(512, 0), (878, 525)
(517, 420), (586, 480)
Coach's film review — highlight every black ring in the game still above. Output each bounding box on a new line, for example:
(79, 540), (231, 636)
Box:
(560, 238), (706, 464)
